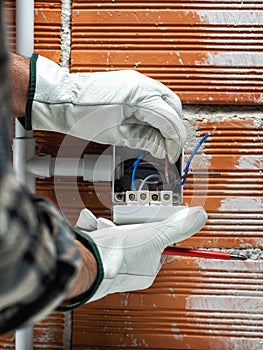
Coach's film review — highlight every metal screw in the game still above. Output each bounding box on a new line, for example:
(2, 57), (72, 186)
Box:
(116, 193), (123, 201)
(140, 193), (147, 201)
(163, 193), (170, 201)
(151, 194), (159, 201)
(129, 193), (136, 201)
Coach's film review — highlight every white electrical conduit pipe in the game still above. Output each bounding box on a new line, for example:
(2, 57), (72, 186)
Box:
(15, 0), (34, 349)
(27, 154), (113, 181)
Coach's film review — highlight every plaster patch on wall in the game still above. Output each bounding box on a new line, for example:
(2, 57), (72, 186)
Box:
(63, 312), (72, 350)
(230, 338), (263, 350)
(196, 10), (263, 68)
(186, 295), (263, 312)
(253, 239), (263, 250)
(219, 197), (263, 212)
(197, 10), (263, 26)
(183, 105), (263, 125)
(35, 324), (57, 343)
(190, 153), (211, 170)
(255, 93), (263, 105)
(199, 248), (263, 260)
(168, 287), (177, 300)
(235, 156), (263, 170)
(120, 293), (130, 307)
(206, 52), (263, 68)
(61, 0), (72, 68)
(183, 115), (212, 166)
(178, 118), (211, 206)
(171, 323), (183, 341)
(182, 118), (201, 150)
(196, 259), (263, 272)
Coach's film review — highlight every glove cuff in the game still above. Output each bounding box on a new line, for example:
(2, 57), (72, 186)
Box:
(24, 53), (39, 130)
(57, 228), (104, 312)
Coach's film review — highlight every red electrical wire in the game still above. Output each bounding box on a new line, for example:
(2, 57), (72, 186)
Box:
(163, 247), (247, 261)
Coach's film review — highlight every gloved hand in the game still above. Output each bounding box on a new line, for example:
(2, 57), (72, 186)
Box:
(74, 206), (207, 303)
(26, 54), (186, 162)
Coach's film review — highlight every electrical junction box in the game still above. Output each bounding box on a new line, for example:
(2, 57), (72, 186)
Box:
(112, 146), (185, 224)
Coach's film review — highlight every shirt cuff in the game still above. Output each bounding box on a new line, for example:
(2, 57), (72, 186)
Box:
(24, 53), (38, 130)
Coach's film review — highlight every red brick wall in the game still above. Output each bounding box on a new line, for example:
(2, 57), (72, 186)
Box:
(71, 0), (263, 104)
(70, 1), (263, 349)
(1, 1), (263, 349)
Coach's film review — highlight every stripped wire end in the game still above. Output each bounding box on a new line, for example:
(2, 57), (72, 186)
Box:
(164, 155), (169, 184)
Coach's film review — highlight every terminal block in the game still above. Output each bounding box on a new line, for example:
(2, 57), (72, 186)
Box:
(123, 190), (173, 206)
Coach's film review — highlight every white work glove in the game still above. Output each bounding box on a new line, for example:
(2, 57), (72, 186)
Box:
(26, 54), (186, 162)
(74, 206), (207, 302)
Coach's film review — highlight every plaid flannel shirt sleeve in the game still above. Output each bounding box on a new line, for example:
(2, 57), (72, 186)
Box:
(0, 14), (82, 335)
(0, 170), (83, 334)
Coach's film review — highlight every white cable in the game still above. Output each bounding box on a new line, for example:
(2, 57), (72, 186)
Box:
(138, 174), (162, 191)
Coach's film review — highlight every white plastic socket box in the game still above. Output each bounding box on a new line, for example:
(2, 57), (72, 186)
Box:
(112, 146), (184, 224)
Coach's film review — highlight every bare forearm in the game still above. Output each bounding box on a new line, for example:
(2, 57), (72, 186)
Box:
(63, 240), (98, 301)
(9, 52), (30, 117)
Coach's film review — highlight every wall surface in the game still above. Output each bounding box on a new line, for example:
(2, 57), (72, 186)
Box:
(72, 106), (263, 350)
(70, 1), (263, 348)
(1, 0), (263, 349)
(71, 0), (263, 104)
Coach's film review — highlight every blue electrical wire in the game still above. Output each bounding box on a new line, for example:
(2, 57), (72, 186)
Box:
(129, 133), (210, 190)
(180, 132), (210, 186)
(131, 153), (144, 190)
(126, 165), (175, 180)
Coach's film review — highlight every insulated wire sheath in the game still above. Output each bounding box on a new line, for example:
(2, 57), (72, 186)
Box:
(131, 153), (144, 190)
(138, 174), (162, 191)
(180, 132), (210, 186)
